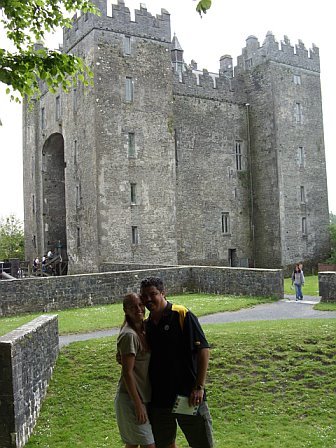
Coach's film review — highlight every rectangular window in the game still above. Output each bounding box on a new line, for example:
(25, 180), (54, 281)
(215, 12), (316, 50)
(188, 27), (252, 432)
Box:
(235, 141), (242, 171)
(73, 88), (78, 112)
(298, 146), (304, 166)
(302, 217), (307, 235)
(32, 195), (35, 213)
(77, 227), (81, 247)
(300, 186), (305, 203)
(125, 77), (134, 102)
(41, 107), (46, 129)
(128, 132), (135, 157)
(132, 226), (139, 245)
(56, 95), (61, 120)
(130, 183), (137, 204)
(76, 184), (81, 208)
(221, 212), (230, 234)
(124, 35), (131, 55)
(295, 102), (303, 123)
(293, 74), (301, 85)
(245, 58), (253, 69)
(74, 140), (78, 164)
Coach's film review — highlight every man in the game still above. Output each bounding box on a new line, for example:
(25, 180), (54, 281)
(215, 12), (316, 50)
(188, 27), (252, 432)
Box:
(140, 277), (213, 448)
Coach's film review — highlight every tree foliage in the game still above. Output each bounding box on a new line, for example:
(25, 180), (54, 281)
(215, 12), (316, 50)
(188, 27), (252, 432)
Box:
(195, 0), (212, 15)
(326, 223), (336, 264)
(0, 0), (99, 100)
(0, 215), (25, 260)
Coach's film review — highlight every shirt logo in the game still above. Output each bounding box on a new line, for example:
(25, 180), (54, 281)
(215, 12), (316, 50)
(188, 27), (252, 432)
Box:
(164, 325), (170, 331)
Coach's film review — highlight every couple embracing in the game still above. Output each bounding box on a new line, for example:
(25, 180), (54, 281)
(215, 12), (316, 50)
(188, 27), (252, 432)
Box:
(114, 277), (213, 448)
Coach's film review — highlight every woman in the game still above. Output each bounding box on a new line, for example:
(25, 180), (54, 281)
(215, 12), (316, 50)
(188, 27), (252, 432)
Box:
(292, 263), (304, 301)
(115, 293), (155, 448)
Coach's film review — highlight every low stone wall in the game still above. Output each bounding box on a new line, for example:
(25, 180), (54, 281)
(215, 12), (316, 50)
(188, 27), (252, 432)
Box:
(0, 315), (59, 448)
(319, 272), (336, 302)
(0, 266), (283, 317)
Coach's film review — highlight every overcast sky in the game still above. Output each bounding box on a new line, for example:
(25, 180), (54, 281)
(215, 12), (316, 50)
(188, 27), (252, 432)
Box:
(0, 0), (335, 221)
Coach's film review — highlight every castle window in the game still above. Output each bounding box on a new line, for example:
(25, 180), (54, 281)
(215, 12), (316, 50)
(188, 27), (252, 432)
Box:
(73, 88), (78, 112)
(32, 195), (35, 213)
(130, 183), (137, 204)
(302, 217), (307, 235)
(294, 74), (301, 85)
(56, 95), (61, 121)
(132, 226), (139, 245)
(221, 212), (230, 234)
(76, 184), (81, 208)
(77, 227), (81, 247)
(295, 102), (303, 123)
(298, 146), (305, 167)
(245, 58), (253, 69)
(33, 235), (36, 248)
(74, 140), (78, 164)
(84, 12), (89, 21)
(128, 132), (135, 157)
(125, 77), (134, 102)
(235, 141), (243, 171)
(124, 36), (131, 55)
(41, 107), (46, 129)
(300, 186), (305, 203)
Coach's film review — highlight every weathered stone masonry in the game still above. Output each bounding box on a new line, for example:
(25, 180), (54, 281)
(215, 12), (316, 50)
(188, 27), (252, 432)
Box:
(0, 267), (283, 317)
(23, 0), (330, 274)
(0, 316), (58, 448)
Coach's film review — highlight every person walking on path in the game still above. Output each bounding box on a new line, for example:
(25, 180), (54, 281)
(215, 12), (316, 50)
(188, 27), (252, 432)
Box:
(140, 277), (213, 448)
(292, 263), (305, 301)
(114, 293), (155, 448)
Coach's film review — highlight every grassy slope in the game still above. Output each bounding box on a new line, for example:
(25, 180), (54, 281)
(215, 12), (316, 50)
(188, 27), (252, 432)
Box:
(25, 319), (336, 448)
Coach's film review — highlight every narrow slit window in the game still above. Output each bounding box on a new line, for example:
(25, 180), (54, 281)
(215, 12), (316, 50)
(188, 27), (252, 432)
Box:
(131, 183), (137, 204)
(124, 35), (131, 55)
(125, 77), (134, 102)
(56, 95), (61, 120)
(235, 141), (242, 171)
(295, 102), (303, 123)
(128, 132), (135, 157)
(221, 212), (230, 234)
(300, 186), (305, 203)
(302, 217), (307, 235)
(132, 226), (139, 245)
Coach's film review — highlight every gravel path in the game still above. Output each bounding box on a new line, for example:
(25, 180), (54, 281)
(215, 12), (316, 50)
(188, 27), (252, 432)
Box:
(59, 295), (336, 348)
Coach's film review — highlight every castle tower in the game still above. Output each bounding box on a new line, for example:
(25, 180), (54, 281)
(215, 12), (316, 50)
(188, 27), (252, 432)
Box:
(219, 55), (233, 78)
(23, 0), (177, 273)
(236, 32), (330, 269)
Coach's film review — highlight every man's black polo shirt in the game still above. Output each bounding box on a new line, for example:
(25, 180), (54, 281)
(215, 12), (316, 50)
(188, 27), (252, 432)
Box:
(146, 301), (210, 408)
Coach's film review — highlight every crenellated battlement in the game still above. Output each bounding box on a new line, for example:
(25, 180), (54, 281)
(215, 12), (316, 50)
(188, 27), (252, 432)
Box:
(236, 32), (320, 73)
(173, 66), (247, 104)
(63, 0), (171, 53)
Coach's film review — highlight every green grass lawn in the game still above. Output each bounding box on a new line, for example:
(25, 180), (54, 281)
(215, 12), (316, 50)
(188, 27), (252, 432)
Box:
(25, 319), (336, 448)
(0, 293), (276, 337)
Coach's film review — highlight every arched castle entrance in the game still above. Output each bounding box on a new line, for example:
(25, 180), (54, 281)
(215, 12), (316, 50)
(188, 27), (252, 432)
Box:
(42, 133), (67, 261)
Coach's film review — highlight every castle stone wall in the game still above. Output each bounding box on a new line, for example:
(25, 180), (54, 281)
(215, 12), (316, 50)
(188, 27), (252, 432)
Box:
(173, 92), (252, 266)
(0, 316), (58, 448)
(319, 272), (336, 302)
(0, 267), (283, 317)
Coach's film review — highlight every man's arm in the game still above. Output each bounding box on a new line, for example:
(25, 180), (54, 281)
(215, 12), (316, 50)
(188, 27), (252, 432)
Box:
(189, 347), (210, 406)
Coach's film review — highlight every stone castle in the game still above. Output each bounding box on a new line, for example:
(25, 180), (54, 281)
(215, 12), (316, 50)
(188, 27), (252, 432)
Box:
(23, 0), (330, 274)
